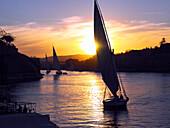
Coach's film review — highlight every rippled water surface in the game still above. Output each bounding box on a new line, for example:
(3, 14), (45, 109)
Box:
(9, 71), (170, 127)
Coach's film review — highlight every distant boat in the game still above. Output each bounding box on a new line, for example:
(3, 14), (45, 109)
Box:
(53, 46), (67, 75)
(45, 54), (51, 74)
(94, 0), (129, 109)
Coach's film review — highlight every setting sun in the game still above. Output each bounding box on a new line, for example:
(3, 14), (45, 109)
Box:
(78, 31), (96, 55)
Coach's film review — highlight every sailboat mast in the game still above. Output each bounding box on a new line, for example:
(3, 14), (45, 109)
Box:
(103, 86), (107, 100)
(45, 54), (49, 69)
(45, 54), (48, 63)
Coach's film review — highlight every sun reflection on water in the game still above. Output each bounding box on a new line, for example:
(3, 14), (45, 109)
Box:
(10, 71), (170, 127)
(89, 80), (101, 105)
(88, 79), (105, 126)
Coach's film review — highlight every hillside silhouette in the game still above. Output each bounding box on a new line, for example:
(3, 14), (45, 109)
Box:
(62, 38), (170, 73)
(0, 28), (42, 84)
(40, 54), (93, 70)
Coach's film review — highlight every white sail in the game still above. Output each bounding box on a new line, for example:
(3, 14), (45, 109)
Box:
(94, 0), (120, 97)
(53, 47), (61, 71)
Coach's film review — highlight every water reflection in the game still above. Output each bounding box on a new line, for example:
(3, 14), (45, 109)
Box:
(53, 75), (60, 80)
(88, 79), (104, 127)
(89, 79), (101, 105)
(103, 109), (129, 127)
(7, 71), (170, 127)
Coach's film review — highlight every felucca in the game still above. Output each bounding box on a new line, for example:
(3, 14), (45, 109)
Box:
(94, 0), (129, 109)
(45, 54), (51, 74)
(53, 46), (67, 75)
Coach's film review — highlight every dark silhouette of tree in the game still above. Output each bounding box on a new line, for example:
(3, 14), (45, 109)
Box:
(65, 59), (79, 67)
(1, 35), (14, 44)
(0, 28), (15, 45)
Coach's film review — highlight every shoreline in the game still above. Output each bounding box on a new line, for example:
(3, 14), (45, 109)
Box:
(61, 68), (170, 73)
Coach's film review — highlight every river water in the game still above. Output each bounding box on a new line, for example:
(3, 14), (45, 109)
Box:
(9, 71), (170, 127)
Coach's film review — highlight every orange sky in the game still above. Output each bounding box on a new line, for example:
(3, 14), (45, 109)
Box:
(1, 0), (170, 58)
(2, 16), (170, 58)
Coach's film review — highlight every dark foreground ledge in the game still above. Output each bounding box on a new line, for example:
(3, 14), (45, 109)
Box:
(0, 113), (59, 128)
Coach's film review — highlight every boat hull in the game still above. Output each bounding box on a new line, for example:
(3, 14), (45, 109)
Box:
(55, 71), (67, 75)
(56, 71), (62, 75)
(62, 72), (67, 75)
(46, 70), (51, 74)
(103, 99), (128, 110)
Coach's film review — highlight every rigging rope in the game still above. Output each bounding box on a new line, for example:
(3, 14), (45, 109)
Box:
(117, 73), (128, 98)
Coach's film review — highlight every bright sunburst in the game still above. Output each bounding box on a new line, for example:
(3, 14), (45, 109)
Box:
(78, 31), (96, 55)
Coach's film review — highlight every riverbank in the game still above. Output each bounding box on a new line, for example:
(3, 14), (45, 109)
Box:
(59, 43), (170, 73)
(0, 37), (42, 85)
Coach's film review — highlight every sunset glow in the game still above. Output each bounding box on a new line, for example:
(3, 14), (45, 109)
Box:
(78, 31), (96, 55)
(1, 0), (170, 57)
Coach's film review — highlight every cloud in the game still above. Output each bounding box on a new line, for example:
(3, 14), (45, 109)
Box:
(1, 16), (170, 57)
(62, 16), (82, 23)
(102, 19), (170, 53)
(26, 22), (37, 26)
(106, 19), (167, 33)
(104, 19), (170, 38)
(0, 16), (93, 57)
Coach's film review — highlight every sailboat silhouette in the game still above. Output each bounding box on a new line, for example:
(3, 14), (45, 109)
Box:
(94, 0), (129, 109)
